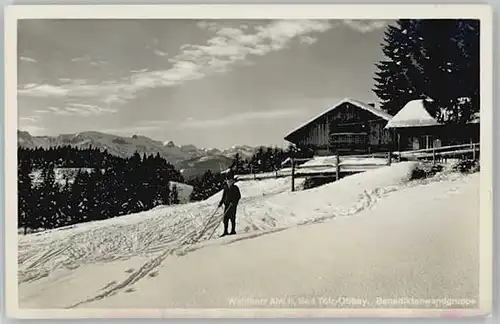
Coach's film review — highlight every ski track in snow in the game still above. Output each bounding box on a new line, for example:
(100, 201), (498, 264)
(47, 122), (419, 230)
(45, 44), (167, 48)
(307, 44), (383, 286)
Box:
(19, 178), (307, 286)
(18, 163), (466, 308)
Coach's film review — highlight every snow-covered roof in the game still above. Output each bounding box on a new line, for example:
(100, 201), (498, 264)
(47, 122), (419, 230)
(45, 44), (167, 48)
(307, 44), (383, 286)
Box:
(385, 99), (440, 129)
(285, 98), (392, 140)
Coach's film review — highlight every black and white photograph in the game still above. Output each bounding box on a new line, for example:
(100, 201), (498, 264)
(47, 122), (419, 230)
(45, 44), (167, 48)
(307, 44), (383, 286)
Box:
(4, 4), (493, 318)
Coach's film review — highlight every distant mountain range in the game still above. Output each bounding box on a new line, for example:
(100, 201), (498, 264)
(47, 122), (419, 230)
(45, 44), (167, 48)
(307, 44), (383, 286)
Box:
(17, 130), (263, 180)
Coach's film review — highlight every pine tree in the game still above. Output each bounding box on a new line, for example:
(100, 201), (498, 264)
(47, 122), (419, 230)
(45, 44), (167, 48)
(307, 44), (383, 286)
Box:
(58, 175), (73, 226)
(170, 183), (180, 204)
(18, 144), (187, 227)
(263, 148), (274, 172)
(231, 153), (246, 174)
(374, 19), (480, 122)
(123, 152), (143, 213)
(104, 165), (128, 217)
(272, 147), (284, 171)
(18, 157), (33, 234)
(38, 163), (58, 229)
(255, 147), (265, 173)
(187, 169), (226, 201)
(418, 19), (479, 123)
(373, 20), (425, 115)
(86, 169), (103, 221)
(70, 170), (91, 224)
(151, 154), (171, 206)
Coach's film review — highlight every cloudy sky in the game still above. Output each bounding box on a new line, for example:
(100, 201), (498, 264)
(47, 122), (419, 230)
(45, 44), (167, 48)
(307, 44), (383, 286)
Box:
(18, 19), (393, 149)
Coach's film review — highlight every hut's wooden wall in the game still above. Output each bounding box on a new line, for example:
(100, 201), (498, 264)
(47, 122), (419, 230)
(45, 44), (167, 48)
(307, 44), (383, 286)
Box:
(292, 102), (394, 155)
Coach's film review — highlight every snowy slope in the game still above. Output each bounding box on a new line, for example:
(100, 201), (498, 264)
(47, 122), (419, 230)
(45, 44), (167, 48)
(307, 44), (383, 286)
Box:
(168, 181), (193, 204)
(18, 176), (307, 285)
(17, 162), (478, 310)
(82, 171), (480, 310)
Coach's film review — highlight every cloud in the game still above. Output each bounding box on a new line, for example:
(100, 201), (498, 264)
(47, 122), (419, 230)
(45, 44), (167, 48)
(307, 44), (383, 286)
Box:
(103, 109), (305, 137)
(71, 55), (108, 66)
(299, 36), (317, 45)
(18, 81), (136, 108)
(19, 112), (46, 135)
(71, 56), (89, 62)
(90, 60), (108, 66)
(20, 56), (37, 63)
(131, 19), (334, 90)
(154, 49), (168, 57)
(29, 103), (117, 117)
(18, 20), (335, 106)
(130, 68), (149, 73)
(65, 103), (118, 116)
(180, 109), (306, 129)
(19, 116), (39, 123)
(19, 125), (47, 135)
(47, 106), (73, 116)
(19, 84), (69, 97)
(121, 109), (305, 132)
(343, 20), (388, 33)
(196, 21), (218, 32)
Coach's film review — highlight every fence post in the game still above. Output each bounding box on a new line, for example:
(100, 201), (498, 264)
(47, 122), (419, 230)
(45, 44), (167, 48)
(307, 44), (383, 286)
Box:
(472, 142), (476, 161)
(470, 139), (473, 161)
(387, 148), (392, 166)
(335, 154), (340, 181)
(291, 157), (295, 192)
(432, 147), (436, 165)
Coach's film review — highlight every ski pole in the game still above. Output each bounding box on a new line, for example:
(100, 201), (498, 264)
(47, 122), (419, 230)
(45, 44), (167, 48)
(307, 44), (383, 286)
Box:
(207, 203), (234, 240)
(192, 205), (221, 243)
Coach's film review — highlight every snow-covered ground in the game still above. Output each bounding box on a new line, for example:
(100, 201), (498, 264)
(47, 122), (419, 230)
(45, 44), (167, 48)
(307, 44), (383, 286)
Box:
(18, 162), (480, 311)
(168, 181), (193, 204)
(18, 176), (306, 286)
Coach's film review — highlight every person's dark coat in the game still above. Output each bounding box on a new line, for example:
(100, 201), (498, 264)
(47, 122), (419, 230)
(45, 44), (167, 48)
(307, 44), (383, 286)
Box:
(218, 182), (241, 235)
(218, 183), (241, 208)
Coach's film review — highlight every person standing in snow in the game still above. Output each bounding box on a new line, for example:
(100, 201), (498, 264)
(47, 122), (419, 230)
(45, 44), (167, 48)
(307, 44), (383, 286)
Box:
(218, 171), (241, 237)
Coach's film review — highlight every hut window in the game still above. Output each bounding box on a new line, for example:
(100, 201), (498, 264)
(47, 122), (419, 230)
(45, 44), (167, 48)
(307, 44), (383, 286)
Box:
(330, 132), (368, 144)
(416, 135), (434, 149)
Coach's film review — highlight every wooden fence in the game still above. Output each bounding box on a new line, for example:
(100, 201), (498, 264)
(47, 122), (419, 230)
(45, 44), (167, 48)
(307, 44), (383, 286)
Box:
(235, 142), (480, 191)
(394, 142), (480, 163)
(236, 152), (393, 190)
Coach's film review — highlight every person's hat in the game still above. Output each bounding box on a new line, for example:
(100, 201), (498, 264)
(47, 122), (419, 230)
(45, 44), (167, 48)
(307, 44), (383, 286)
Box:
(226, 169), (235, 180)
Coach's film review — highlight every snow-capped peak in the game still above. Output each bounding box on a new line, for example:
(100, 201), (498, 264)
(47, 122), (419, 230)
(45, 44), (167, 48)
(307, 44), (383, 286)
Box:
(163, 141), (176, 148)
